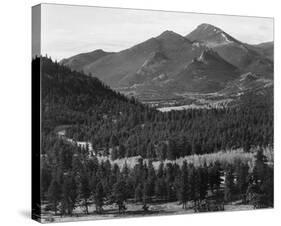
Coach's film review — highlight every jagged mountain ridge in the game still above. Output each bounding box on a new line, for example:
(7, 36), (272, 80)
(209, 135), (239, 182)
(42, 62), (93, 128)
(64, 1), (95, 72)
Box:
(186, 23), (273, 77)
(59, 23), (273, 100)
(186, 23), (240, 47)
(81, 30), (206, 88)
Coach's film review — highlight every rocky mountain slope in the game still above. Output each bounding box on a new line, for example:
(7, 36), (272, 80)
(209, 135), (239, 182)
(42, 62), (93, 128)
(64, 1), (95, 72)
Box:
(171, 49), (240, 93)
(186, 24), (273, 77)
(60, 49), (113, 72)
(60, 24), (273, 101)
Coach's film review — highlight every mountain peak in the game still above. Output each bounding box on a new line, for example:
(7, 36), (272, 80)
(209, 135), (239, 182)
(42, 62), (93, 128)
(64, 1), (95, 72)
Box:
(186, 24), (237, 47)
(157, 30), (185, 40)
(92, 49), (106, 53)
(160, 30), (178, 35)
(197, 23), (221, 30)
(190, 23), (223, 34)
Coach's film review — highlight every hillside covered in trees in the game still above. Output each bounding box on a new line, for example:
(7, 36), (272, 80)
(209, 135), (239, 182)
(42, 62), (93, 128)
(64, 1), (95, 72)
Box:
(35, 57), (273, 222)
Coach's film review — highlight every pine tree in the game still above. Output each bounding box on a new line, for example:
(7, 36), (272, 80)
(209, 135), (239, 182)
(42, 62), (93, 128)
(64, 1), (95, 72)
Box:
(165, 163), (176, 201)
(41, 162), (52, 199)
(135, 184), (143, 202)
(178, 161), (189, 209)
(236, 162), (249, 201)
(110, 134), (119, 147)
(253, 149), (267, 184)
(260, 167), (273, 207)
(109, 164), (120, 188)
(61, 174), (77, 215)
(112, 179), (128, 213)
(198, 166), (208, 203)
(188, 165), (200, 208)
(146, 161), (156, 198)
(155, 178), (167, 200)
(94, 182), (105, 213)
(167, 139), (176, 160)
(132, 158), (144, 188)
(142, 181), (150, 205)
(157, 162), (164, 178)
(215, 163), (223, 191)
(247, 149), (273, 208)
(146, 142), (156, 159)
(157, 143), (167, 160)
(118, 144), (126, 158)
(47, 178), (61, 215)
(224, 165), (235, 202)
(111, 147), (119, 160)
(79, 170), (91, 214)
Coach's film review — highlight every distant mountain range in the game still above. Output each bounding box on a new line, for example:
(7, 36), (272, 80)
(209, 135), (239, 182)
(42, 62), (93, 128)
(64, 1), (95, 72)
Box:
(60, 49), (113, 72)
(60, 23), (273, 100)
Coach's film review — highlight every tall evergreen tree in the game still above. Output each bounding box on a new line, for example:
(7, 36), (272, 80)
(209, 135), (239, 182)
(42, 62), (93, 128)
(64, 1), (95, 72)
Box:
(235, 161), (249, 201)
(198, 166), (208, 203)
(178, 161), (189, 209)
(94, 182), (105, 213)
(135, 184), (143, 202)
(252, 149), (267, 184)
(47, 178), (61, 215)
(61, 174), (77, 215)
(188, 165), (200, 208)
(79, 170), (91, 214)
(112, 179), (128, 213)
(224, 165), (235, 202)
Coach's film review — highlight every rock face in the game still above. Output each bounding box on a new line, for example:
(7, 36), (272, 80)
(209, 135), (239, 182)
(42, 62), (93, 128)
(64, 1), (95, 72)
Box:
(171, 49), (240, 93)
(186, 23), (238, 47)
(60, 24), (273, 100)
(186, 24), (273, 77)
(81, 30), (205, 88)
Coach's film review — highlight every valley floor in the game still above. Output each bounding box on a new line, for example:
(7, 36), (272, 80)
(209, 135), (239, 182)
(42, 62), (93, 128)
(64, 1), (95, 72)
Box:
(41, 200), (255, 223)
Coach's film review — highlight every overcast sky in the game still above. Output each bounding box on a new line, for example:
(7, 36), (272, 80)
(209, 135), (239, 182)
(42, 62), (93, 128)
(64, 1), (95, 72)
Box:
(40, 4), (274, 61)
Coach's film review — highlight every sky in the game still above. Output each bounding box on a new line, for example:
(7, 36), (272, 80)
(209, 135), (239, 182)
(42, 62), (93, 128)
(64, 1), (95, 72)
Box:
(40, 4), (274, 61)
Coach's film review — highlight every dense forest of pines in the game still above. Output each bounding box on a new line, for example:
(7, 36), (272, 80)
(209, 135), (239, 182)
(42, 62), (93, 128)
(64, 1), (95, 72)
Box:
(42, 143), (273, 216)
(34, 57), (273, 219)
(39, 57), (273, 160)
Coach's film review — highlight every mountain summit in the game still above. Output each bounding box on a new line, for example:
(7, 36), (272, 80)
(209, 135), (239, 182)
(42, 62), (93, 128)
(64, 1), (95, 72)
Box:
(186, 23), (238, 47)
(186, 24), (273, 76)
(81, 30), (203, 87)
(157, 30), (189, 42)
(59, 24), (273, 100)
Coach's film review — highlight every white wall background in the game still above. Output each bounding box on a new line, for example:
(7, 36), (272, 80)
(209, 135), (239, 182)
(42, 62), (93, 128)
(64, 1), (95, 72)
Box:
(0, 0), (279, 225)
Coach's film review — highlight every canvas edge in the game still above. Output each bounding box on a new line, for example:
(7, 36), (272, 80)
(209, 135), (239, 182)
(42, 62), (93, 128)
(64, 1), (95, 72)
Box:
(32, 4), (43, 223)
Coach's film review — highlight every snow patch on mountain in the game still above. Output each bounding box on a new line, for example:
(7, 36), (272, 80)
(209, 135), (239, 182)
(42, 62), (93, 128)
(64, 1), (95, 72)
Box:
(221, 33), (233, 44)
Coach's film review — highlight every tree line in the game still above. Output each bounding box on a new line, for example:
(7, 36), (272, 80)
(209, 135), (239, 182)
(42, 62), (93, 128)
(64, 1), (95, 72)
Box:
(37, 56), (273, 161)
(34, 56), (273, 217)
(42, 138), (273, 215)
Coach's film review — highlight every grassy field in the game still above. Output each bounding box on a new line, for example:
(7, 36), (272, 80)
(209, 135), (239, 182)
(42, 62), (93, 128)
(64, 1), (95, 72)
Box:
(97, 147), (273, 171)
(41, 200), (254, 223)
